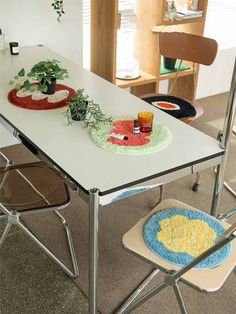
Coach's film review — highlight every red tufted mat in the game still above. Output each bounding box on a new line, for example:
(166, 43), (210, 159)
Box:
(108, 120), (150, 146)
(8, 84), (76, 110)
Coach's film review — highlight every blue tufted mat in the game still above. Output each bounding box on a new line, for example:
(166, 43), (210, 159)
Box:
(143, 208), (232, 269)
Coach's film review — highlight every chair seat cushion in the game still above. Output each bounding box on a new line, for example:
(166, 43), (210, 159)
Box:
(143, 207), (232, 269)
(143, 95), (196, 119)
(123, 199), (236, 292)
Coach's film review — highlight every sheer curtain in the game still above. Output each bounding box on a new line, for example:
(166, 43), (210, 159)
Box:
(82, 0), (91, 69)
(204, 0), (236, 49)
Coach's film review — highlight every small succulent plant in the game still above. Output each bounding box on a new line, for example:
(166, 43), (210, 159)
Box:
(64, 89), (112, 129)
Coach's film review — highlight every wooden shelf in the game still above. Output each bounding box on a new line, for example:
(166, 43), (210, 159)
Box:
(159, 67), (193, 81)
(91, 0), (208, 98)
(116, 71), (157, 88)
(152, 17), (203, 32)
(162, 17), (203, 25)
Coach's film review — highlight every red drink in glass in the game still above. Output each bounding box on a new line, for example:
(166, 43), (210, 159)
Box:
(138, 112), (154, 133)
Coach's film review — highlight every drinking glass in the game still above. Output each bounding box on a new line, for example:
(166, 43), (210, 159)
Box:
(138, 112), (154, 133)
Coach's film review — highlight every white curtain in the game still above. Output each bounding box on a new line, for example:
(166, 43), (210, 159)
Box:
(204, 0), (236, 49)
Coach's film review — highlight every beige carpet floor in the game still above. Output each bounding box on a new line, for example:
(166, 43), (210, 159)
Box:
(1, 92), (235, 313)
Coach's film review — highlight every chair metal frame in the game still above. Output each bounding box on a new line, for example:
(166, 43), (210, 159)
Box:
(116, 206), (236, 314)
(0, 150), (79, 279)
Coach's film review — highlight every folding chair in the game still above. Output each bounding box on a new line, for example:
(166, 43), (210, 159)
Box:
(0, 125), (79, 278)
(141, 32), (218, 191)
(116, 199), (236, 313)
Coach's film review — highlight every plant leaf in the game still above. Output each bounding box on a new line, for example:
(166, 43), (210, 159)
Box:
(40, 84), (48, 92)
(18, 68), (25, 77)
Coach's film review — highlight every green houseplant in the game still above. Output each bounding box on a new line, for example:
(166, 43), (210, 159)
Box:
(51, 0), (65, 22)
(9, 59), (69, 95)
(64, 89), (112, 129)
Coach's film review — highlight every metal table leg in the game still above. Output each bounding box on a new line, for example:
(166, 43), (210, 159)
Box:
(211, 59), (236, 216)
(233, 125), (236, 135)
(223, 125), (236, 198)
(89, 188), (100, 314)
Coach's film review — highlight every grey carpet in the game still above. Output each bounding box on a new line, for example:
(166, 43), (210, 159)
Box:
(1, 92), (235, 313)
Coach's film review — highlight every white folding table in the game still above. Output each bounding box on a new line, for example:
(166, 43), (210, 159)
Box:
(0, 46), (234, 314)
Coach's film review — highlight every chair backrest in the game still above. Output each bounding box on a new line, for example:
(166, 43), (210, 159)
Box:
(159, 32), (218, 66)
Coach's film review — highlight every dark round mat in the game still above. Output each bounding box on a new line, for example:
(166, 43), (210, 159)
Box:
(143, 95), (197, 119)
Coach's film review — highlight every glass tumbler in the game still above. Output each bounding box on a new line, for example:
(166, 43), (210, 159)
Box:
(138, 112), (154, 133)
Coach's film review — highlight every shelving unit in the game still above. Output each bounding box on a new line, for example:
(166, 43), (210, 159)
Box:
(159, 67), (193, 81)
(116, 71), (157, 88)
(153, 17), (204, 29)
(91, 0), (208, 99)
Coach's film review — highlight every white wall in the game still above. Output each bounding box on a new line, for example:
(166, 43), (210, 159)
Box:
(197, 48), (236, 99)
(0, 0), (82, 66)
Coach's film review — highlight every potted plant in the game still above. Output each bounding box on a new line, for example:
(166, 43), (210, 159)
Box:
(66, 89), (89, 122)
(163, 57), (177, 70)
(64, 89), (112, 129)
(51, 0), (65, 22)
(9, 59), (69, 95)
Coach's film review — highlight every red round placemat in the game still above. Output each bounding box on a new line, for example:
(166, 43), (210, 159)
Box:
(8, 84), (76, 110)
(108, 120), (150, 146)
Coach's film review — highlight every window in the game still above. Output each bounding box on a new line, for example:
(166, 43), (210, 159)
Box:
(116, 0), (136, 63)
(204, 0), (236, 49)
(82, 0), (137, 70)
(82, 0), (91, 69)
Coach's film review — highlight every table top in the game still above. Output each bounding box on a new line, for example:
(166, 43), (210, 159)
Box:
(0, 46), (224, 195)
(0, 124), (19, 147)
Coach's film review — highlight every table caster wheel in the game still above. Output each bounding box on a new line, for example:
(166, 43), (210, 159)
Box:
(192, 183), (199, 192)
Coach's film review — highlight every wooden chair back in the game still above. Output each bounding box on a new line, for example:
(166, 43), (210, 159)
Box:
(159, 32), (218, 66)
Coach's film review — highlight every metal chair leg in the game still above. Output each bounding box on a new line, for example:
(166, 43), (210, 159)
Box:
(17, 219), (79, 278)
(0, 214), (7, 220)
(54, 210), (79, 277)
(150, 185), (164, 210)
(0, 171), (10, 196)
(122, 281), (167, 313)
(116, 269), (160, 314)
(192, 172), (200, 192)
(173, 284), (187, 314)
(0, 222), (12, 248)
